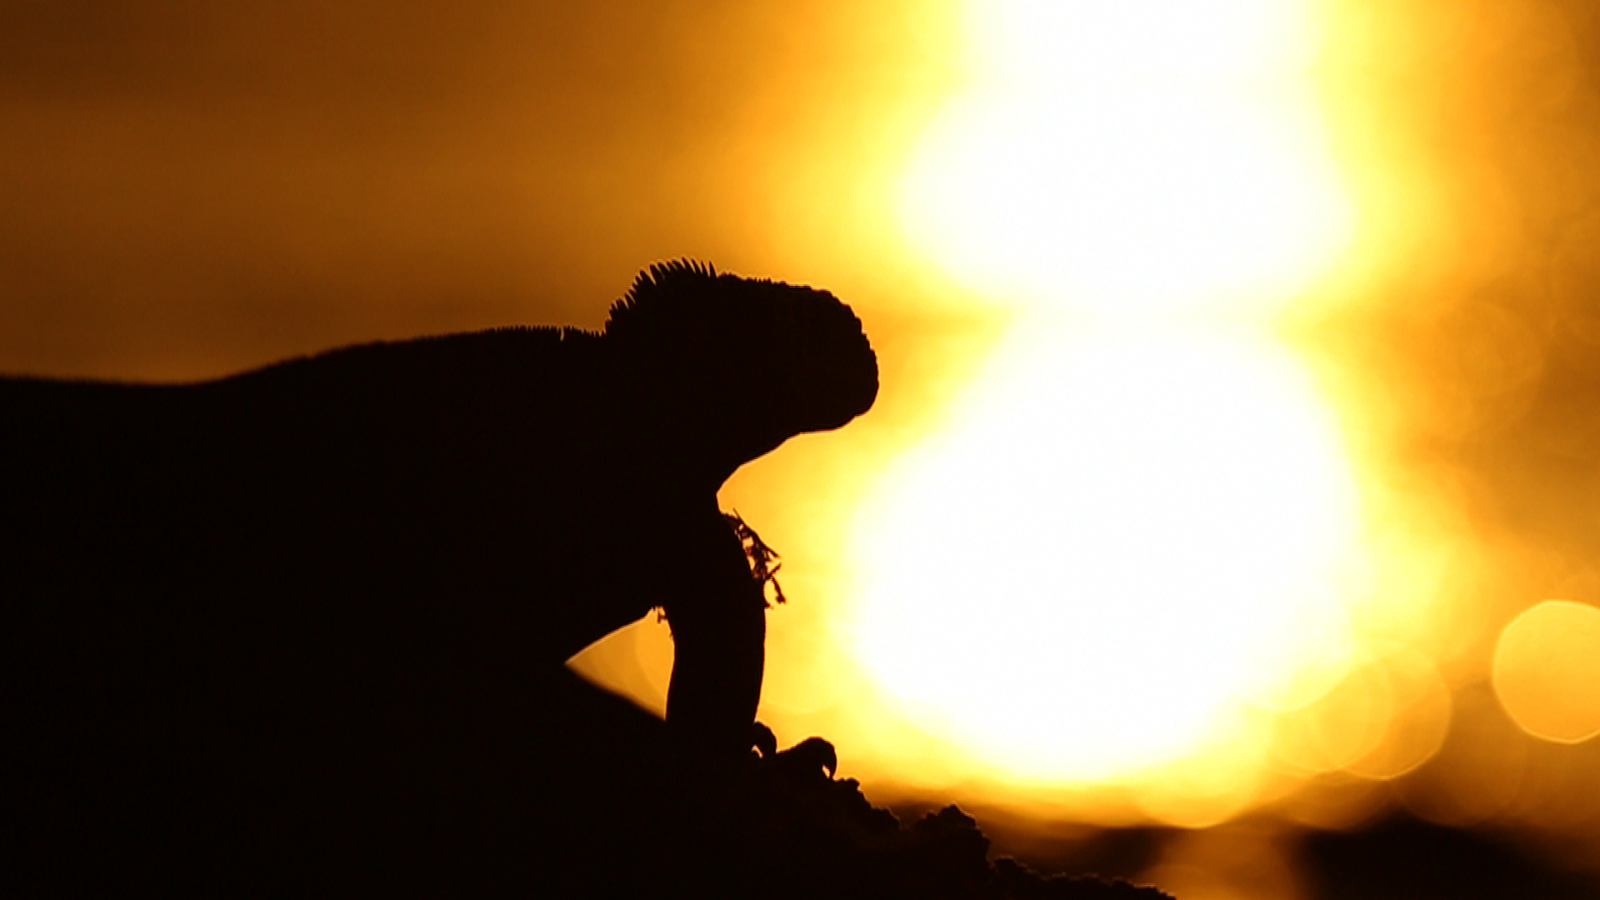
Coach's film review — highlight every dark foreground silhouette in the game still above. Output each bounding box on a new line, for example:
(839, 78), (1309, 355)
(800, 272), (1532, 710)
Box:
(3, 261), (1172, 895)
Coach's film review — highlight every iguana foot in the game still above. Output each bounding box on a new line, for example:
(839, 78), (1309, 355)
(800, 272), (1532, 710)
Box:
(768, 736), (837, 780)
(752, 721), (779, 759)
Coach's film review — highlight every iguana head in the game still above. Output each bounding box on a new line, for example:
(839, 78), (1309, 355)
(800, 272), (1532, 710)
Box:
(606, 260), (878, 480)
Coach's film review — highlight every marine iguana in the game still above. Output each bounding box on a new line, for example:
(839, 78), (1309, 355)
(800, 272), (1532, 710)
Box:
(4, 260), (876, 890)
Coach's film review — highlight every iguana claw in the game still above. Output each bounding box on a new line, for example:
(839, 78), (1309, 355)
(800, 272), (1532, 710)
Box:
(752, 721), (779, 759)
(773, 736), (837, 780)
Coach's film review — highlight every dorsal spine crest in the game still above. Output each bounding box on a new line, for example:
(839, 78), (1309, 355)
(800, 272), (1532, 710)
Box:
(607, 259), (722, 336)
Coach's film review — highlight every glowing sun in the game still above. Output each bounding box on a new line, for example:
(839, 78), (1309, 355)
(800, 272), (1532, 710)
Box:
(849, 325), (1361, 781)
(850, 0), (1362, 787)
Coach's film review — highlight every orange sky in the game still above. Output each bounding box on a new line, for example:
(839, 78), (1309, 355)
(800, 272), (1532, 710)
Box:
(0, 1), (965, 379)
(13, 1), (1600, 891)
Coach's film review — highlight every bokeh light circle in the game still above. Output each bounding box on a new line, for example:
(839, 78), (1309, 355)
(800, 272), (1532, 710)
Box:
(1492, 600), (1600, 744)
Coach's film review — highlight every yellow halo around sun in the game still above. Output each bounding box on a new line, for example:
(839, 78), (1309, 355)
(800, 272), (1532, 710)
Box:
(838, 0), (1372, 794)
(898, 0), (1354, 317)
(847, 323), (1363, 783)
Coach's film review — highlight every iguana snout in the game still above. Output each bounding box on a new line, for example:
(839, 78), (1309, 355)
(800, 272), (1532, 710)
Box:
(780, 288), (877, 435)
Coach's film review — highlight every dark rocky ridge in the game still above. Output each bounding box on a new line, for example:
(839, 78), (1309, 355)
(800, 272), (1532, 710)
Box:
(635, 716), (1178, 899)
(436, 669), (1181, 899)
(15, 660), (1180, 897)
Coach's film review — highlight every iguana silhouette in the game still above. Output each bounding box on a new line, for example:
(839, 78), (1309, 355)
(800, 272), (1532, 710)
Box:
(4, 260), (877, 892)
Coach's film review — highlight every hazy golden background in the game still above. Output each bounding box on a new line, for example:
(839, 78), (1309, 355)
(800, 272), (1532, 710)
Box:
(11, 1), (1600, 895)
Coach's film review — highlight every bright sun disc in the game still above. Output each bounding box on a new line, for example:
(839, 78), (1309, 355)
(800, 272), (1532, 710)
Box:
(848, 322), (1362, 782)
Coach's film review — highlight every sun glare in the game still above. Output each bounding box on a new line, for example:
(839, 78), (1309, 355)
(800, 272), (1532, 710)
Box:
(848, 324), (1362, 781)
(846, 0), (1374, 793)
(898, 0), (1354, 316)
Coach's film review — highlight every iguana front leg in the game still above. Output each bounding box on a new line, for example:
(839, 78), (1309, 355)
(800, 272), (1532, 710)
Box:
(661, 508), (770, 761)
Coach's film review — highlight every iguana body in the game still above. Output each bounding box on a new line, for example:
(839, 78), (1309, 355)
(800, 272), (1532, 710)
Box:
(4, 261), (876, 891)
